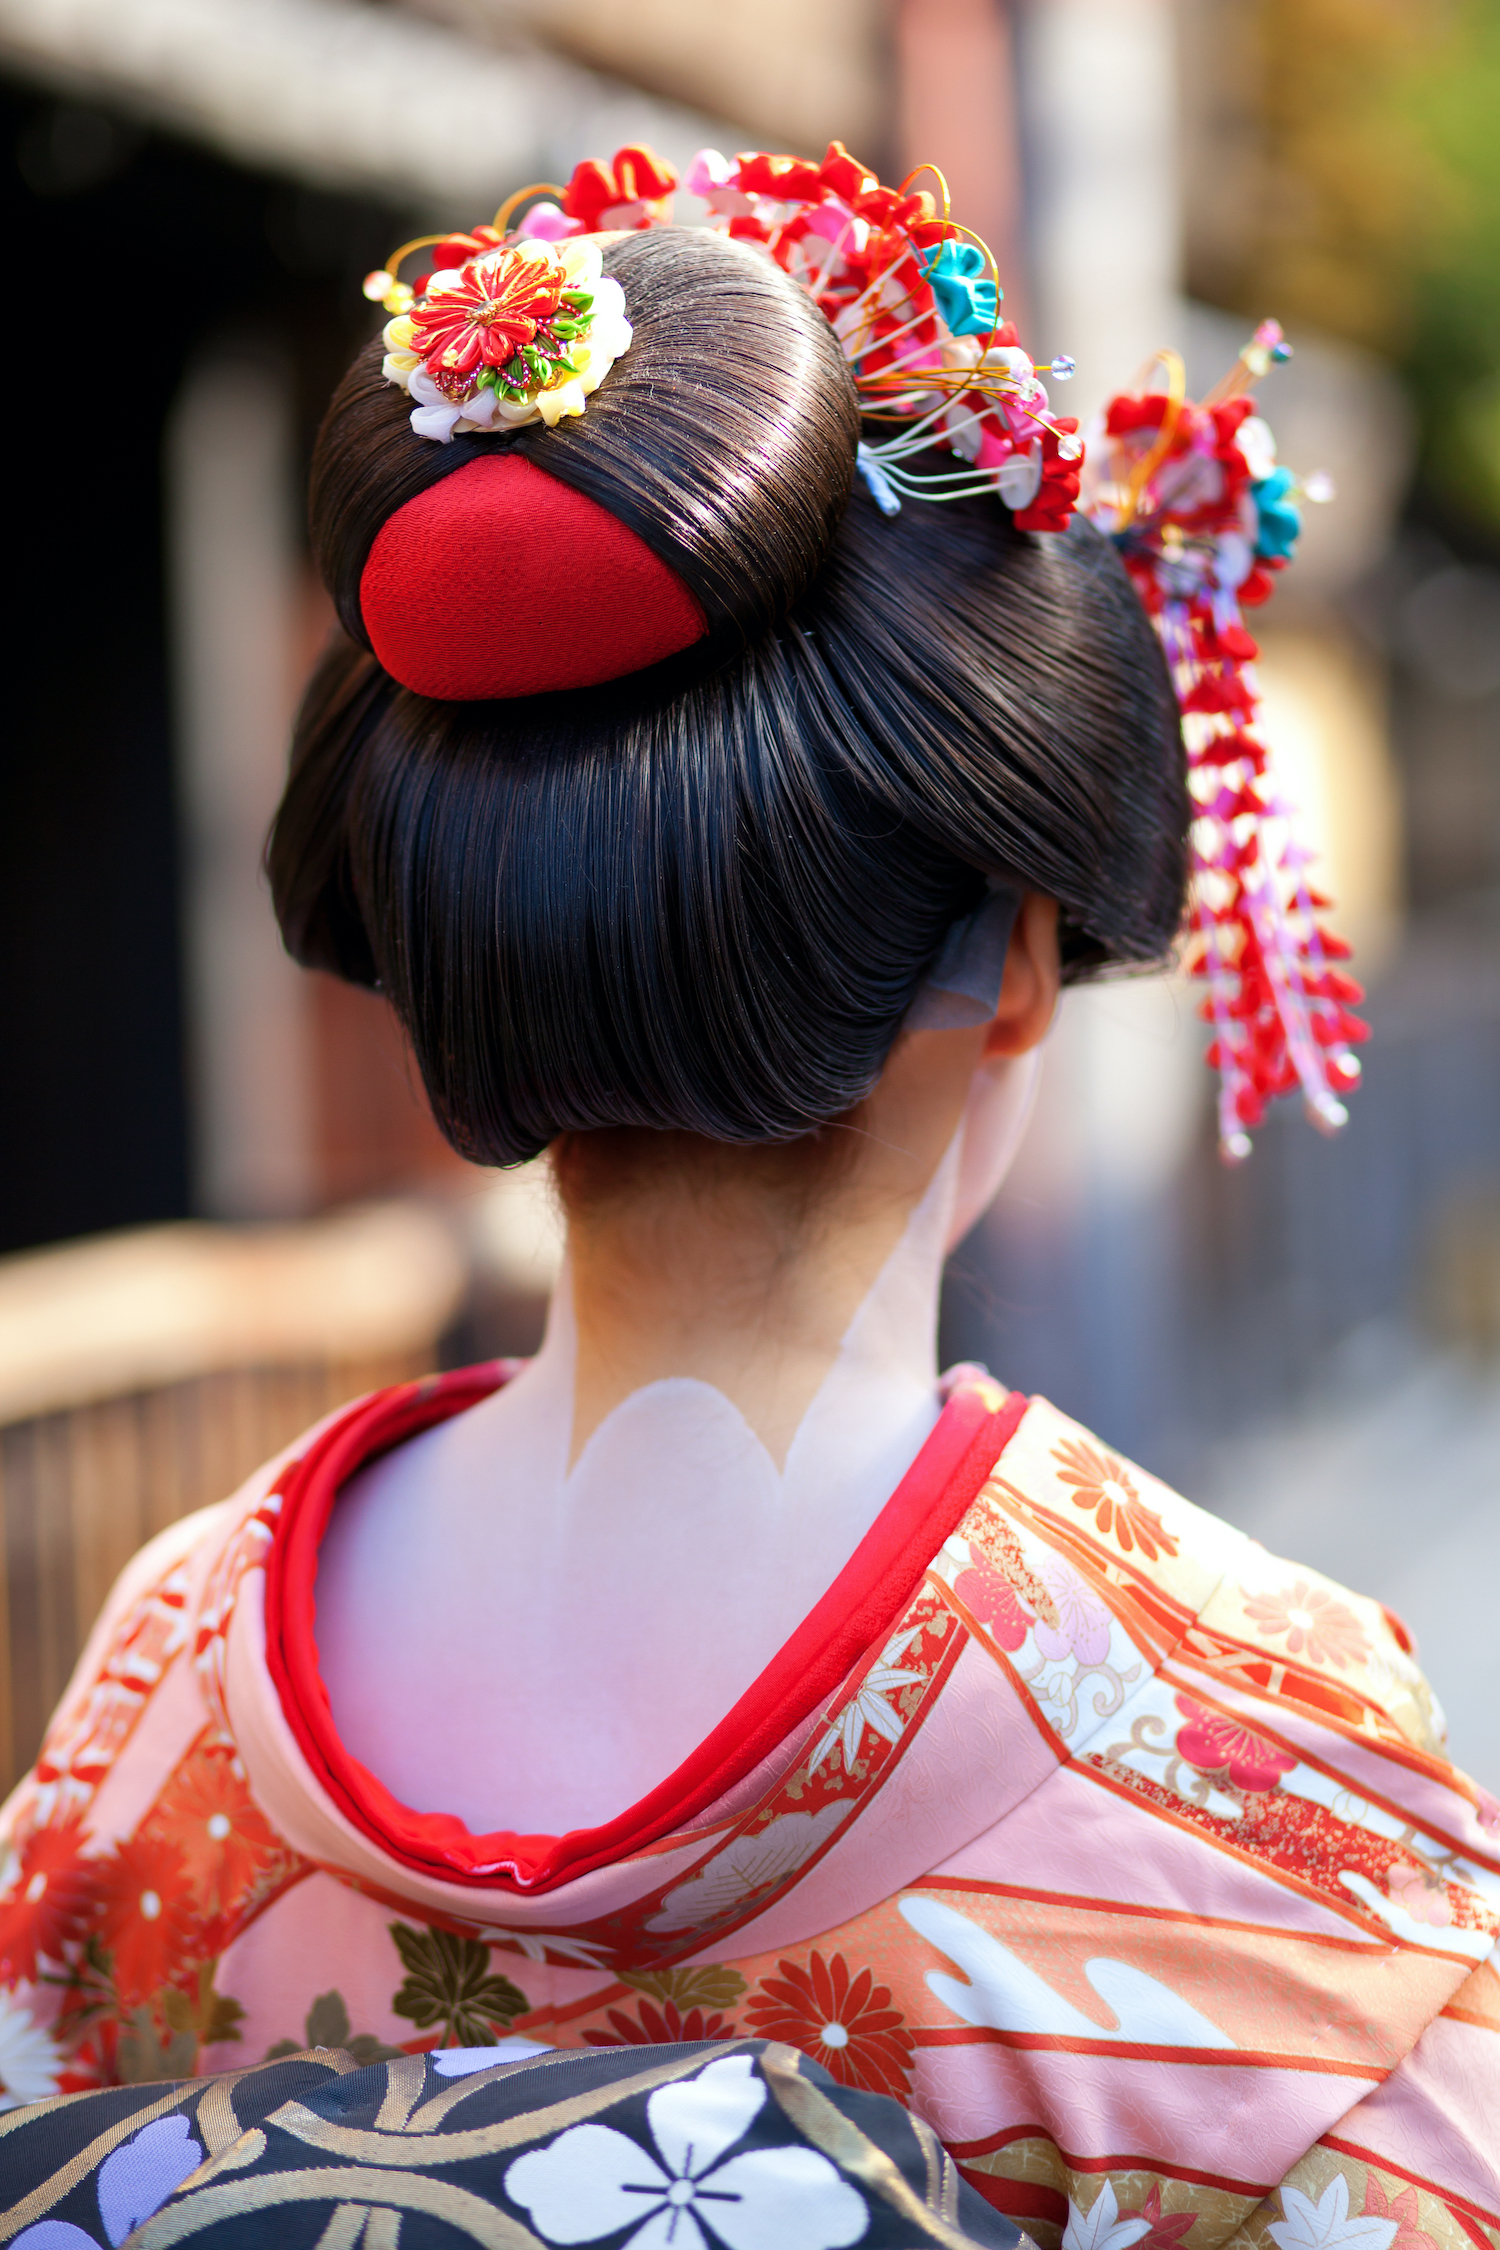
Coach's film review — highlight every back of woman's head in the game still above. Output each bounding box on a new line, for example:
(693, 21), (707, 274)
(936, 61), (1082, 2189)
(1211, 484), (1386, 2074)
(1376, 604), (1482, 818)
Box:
(270, 223), (1188, 1167)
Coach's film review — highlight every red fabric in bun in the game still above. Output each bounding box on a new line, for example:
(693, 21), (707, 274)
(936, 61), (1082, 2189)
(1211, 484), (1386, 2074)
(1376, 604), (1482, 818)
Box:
(360, 453), (708, 700)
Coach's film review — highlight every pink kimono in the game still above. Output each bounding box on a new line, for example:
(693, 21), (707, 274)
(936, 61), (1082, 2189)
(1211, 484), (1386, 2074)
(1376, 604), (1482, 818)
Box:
(2, 1366), (1496, 2247)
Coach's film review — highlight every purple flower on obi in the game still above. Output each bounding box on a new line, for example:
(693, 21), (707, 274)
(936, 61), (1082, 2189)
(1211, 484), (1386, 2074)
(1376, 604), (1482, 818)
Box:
(98, 2115), (203, 2245)
(921, 240), (1000, 336)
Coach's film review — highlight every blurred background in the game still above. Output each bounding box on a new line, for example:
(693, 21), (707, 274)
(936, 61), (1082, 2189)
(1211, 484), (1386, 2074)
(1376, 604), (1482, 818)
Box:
(0, 0), (1497, 1794)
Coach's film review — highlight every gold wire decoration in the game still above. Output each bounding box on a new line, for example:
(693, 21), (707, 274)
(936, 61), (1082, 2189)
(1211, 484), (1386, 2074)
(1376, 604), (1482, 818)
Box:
(1115, 348), (1188, 529)
(492, 182), (566, 235)
(370, 185), (565, 293)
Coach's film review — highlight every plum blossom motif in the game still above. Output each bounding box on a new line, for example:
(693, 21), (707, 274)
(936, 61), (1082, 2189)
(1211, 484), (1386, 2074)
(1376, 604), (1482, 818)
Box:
(743, 1952), (914, 2101)
(1387, 1865), (1453, 1930)
(562, 145), (677, 232)
(1053, 1440), (1179, 1562)
(810, 1626), (925, 1774)
(951, 1559), (1033, 1651)
(1243, 1578), (1370, 1671)
(1173, 1695), (1296, 1794)
(1032, 1560), (1112, 1668)
(1267, 2176), (1397, 2250)
(504, 2052), (868, 2250)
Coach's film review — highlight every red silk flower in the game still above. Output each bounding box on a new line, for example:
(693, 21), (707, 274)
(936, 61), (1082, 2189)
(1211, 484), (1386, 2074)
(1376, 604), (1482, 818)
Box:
(563, 146), (677, 232)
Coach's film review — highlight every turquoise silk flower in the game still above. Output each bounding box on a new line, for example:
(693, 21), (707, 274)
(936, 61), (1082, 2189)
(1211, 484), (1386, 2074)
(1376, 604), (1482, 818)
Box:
(1252, 465), (1302, 561)
(921, 240), (1000, 337)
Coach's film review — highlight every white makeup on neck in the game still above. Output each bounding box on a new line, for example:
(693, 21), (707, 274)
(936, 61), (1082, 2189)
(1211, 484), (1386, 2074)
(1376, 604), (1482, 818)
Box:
(314, 1049), (1041, 1838)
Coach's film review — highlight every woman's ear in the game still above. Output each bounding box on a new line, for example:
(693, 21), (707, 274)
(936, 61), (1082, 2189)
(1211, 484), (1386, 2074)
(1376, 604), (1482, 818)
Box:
(983, 893), (1062, 1058)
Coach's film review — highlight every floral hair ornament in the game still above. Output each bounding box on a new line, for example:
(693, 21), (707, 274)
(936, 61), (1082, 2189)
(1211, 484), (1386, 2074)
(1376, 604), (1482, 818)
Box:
(1082, 322), (1359, 1161)
(362, 172), (643, 442)
(687, 143), (1082, 530)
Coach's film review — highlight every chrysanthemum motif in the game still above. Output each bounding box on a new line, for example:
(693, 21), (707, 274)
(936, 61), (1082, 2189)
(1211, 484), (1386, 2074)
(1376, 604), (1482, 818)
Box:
(89, 1833), (198, 2007)
(743, 1952), (915, 2101)
(0, 1987), (62, 2109)
(410, 246), (569, 380)
(585, 1997), (736, 2048)
(147, 1741), (290, 1925)
(378, 236), (632, 442)
(1052, 1439), (1179, 1562)
(1242, 1577), (1370, 1671)
(0, 1813), (94, 1985)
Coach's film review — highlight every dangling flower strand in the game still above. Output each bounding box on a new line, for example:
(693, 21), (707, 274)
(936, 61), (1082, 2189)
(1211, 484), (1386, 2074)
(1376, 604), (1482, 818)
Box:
(1082, 323), (1361, 1159)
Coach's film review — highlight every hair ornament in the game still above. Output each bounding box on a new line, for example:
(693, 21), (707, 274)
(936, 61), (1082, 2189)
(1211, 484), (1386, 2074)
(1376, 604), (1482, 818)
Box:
(353, 148), (1365, 1155)
(363, 234), (631, 442)
(364, 139), (1078, 500)
(1083, 322), (1361, 1161)
(686, 143), (1082, 530)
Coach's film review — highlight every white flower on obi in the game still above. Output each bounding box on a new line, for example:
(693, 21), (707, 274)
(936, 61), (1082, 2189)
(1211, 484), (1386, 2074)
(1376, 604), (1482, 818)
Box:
(1062, 2182), (1152, 2250)
(810, 1626), (925, 1774)
(1267, 2178), (1398, 2250)
(505, 2053), (867, 2250)
(0, 1989), (62, 2111)
(647, 1801), (853, 1933)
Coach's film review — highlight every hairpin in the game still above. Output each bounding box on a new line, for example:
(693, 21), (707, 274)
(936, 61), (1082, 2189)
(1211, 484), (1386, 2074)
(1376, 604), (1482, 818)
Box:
(686, 143), (1081, 529)
(1083, 324), (1361, 1160)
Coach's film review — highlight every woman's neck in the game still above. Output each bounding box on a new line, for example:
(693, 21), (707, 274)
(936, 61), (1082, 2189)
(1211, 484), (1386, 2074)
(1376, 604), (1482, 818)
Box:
(560, 1019), (990, 1468)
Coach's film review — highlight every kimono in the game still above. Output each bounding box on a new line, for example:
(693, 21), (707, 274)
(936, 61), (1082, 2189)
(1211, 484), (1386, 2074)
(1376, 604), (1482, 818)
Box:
(1, 1366), (1496, 2249)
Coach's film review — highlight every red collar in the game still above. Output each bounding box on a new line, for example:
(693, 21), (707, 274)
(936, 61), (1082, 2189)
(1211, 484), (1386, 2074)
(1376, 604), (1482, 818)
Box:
(263, 1365), (1027, 1894)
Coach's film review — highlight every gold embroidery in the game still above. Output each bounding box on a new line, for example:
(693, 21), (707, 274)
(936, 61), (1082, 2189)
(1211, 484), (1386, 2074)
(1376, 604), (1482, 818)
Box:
(119, 2166), (543, 2248)
(758, 2041), (977, 2250)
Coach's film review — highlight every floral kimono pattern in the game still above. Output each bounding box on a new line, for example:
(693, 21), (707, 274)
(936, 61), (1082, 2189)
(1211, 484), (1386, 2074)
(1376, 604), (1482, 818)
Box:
(0, 1367), (1496, 2250)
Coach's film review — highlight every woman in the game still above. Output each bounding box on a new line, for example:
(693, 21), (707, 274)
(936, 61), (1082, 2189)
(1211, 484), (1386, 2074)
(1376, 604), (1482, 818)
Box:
(1, 149), (1496, 2246)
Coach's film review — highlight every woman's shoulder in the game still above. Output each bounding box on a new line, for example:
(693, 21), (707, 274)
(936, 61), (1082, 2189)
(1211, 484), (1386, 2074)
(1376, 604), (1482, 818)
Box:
(959, 1390), (1445, 1759)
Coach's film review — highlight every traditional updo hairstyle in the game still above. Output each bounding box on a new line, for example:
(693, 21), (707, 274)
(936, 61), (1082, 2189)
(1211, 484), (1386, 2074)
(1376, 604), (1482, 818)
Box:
(269, 227), (1188, 1169)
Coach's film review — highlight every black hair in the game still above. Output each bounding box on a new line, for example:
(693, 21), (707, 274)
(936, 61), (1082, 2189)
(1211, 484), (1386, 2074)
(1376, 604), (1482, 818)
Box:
(270, 225), (1188, 1168)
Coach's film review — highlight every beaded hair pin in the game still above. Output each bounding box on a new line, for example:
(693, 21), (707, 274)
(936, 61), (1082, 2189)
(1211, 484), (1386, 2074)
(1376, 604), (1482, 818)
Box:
(360, 143), (1359, 1160)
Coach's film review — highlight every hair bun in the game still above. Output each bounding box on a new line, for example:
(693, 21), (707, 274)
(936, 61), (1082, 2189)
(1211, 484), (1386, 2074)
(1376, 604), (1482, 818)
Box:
(311, 227), (862, 674)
